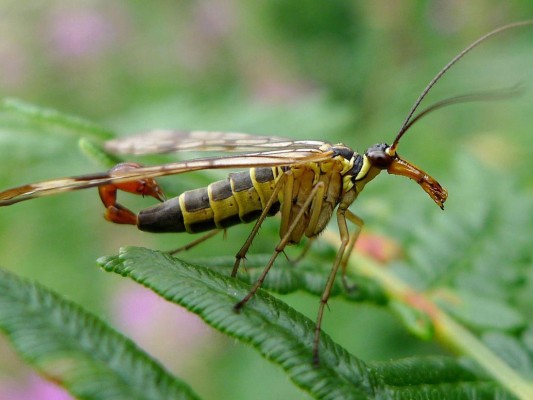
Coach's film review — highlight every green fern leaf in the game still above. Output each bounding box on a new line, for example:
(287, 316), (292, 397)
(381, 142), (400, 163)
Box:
(99, 246), (518, 399)
(0, 268), (200, 400)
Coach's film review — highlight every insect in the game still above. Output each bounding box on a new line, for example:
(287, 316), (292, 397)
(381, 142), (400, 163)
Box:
(0, 21), (530, 364)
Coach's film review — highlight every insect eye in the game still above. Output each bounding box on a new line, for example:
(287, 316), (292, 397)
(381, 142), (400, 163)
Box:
(366, 144), (393, 169)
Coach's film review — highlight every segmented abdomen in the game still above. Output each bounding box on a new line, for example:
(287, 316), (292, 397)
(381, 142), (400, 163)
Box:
(137, 167), (280, 233)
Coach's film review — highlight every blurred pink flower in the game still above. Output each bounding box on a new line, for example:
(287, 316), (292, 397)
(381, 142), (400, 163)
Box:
(176, 0), (237, 70)
(112, 283), (211, 370)
(45, 8), (117, 59)
(0, 373), (72, 400)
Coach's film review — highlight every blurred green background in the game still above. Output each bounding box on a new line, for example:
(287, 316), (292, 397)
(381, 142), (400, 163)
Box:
(0, 1), (532, 399)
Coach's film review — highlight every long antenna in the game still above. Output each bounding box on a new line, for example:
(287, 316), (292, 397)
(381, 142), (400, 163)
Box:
(389, 20), (533, 153)
(402, 84), (524, 133)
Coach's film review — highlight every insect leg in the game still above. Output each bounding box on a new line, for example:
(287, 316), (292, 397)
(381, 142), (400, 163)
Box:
(169, 229), (222, 255)
(312, 208), (362, 365)
(231, 172), (290, 277)
(340, 211), (364, 291)
(287, 238), (315, 265)
(282, 170), (327, 265)
(234, 180), (326, 310)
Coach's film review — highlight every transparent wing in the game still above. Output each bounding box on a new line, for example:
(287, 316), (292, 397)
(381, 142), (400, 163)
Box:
(105, 129), (327, 155)
(0, 147), (335, 206)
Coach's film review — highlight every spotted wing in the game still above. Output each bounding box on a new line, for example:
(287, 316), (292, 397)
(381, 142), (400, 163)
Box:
(0, 147), (335, 206)
(105, 130), (327, 155)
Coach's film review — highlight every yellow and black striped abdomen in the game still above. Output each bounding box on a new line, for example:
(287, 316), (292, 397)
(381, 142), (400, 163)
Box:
(137, 167), (280, 233)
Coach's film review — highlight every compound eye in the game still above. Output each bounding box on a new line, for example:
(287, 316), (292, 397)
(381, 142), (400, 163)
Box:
(367, 149), (392, 169)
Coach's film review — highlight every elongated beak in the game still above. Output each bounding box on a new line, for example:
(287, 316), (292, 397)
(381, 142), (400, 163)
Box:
(387, 156), (448, 209)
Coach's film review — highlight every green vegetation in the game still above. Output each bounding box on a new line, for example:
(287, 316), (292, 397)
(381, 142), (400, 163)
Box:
(0, 2), (532, 399)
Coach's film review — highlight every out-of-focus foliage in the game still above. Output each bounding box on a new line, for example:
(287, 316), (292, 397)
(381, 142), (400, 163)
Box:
(0, 1), (532, 399)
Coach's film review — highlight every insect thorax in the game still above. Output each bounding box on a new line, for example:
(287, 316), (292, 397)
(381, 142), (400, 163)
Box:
(273, 144), (367, 243)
